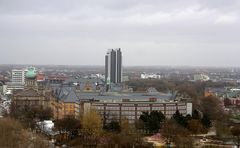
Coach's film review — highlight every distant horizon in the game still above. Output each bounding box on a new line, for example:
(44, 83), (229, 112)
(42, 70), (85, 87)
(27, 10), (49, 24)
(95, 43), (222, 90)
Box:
(0, 63), (239, 69)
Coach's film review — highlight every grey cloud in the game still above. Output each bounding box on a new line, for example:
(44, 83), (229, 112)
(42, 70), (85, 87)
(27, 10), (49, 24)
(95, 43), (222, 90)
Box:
(0, 0), (240, 66)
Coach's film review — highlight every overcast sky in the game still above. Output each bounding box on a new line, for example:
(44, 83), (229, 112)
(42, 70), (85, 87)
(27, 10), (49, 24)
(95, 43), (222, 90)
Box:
(0, 0), (240, 67)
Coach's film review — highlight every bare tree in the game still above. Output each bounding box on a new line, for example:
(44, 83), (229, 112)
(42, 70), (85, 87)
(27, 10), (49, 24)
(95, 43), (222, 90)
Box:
(231, 125), (240, 148)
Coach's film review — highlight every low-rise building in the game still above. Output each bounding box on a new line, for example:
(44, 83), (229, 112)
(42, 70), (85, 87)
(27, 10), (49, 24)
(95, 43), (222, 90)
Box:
(50, 85), (193, 123)
(90, 100), (192, 123)
(12, 67), (51, 109)
(51, 86), (80, 119)
(223, 91), (240, 107)
(46, 74), (67, 84)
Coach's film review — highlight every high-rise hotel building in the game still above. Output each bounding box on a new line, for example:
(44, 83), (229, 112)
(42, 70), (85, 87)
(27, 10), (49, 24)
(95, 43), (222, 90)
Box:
(105, 48), (122, 84)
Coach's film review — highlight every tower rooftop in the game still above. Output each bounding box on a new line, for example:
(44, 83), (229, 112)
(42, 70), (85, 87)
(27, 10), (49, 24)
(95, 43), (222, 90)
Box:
(26, 67), (37, 79)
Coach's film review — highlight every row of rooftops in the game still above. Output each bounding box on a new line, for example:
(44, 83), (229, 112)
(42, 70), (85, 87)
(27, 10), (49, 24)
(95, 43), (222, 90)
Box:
(206, 87), (240, 98)
(52, 85), (175, 104)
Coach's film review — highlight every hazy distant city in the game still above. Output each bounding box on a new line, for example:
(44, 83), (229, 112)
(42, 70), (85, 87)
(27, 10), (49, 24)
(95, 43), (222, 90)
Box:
(2, 63), (240, 83)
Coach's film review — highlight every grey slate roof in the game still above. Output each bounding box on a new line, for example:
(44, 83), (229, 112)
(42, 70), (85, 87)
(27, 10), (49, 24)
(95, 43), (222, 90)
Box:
(57, 77), (105, 92)
(14, 88), (42, 97)
(54, 87), (79, 103)
(52, 85), (174, 103)
(77, 92), (173, 102)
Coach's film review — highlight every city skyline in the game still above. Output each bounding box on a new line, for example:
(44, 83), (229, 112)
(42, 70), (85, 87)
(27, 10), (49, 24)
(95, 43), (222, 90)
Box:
(0, 0), (240, 67)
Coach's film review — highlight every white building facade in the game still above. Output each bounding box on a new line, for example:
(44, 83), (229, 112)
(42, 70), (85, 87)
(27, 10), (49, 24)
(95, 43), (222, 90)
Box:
(11, 69), (27, 84)
(90, 101), (192, 123)
(194, 74), (210, 82)
(141, 73), (161, 79)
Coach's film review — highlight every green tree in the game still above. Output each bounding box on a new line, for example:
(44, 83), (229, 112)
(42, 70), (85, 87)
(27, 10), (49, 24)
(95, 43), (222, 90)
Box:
(192, 109), (201, 120)
(172, 110), (188, 128)
(139, 111), (165, 133)
(201, 114), (212, 129)
(103, 120), (121, 133)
